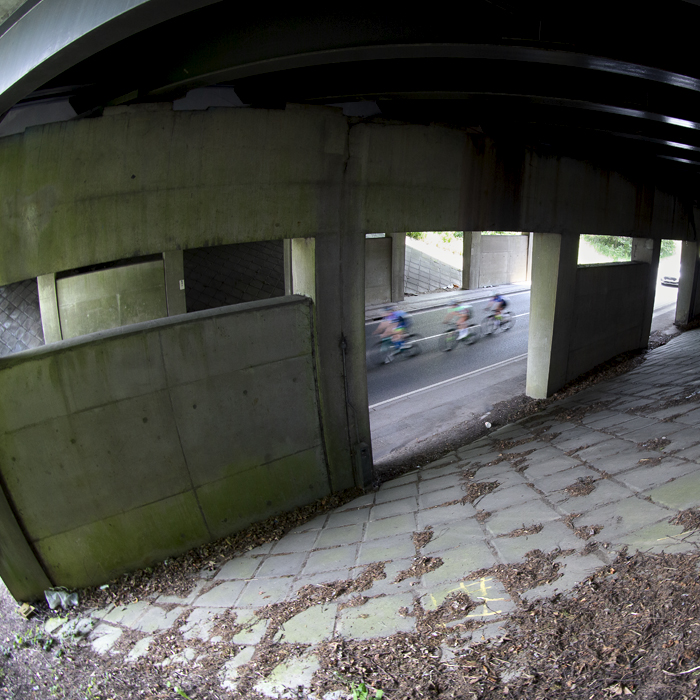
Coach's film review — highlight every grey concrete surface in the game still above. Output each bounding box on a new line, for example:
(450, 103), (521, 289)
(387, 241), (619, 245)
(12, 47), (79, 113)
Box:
(32, 327), (700, 698)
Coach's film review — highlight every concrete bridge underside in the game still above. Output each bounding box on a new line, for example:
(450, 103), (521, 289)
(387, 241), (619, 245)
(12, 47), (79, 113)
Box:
(1, 103), (699, 600)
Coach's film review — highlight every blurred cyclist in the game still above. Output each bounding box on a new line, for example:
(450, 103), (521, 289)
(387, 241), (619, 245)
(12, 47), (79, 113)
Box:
(444, 301), (474, 340)
(374, 305), (413, 362)
(488, 294), (508, 321)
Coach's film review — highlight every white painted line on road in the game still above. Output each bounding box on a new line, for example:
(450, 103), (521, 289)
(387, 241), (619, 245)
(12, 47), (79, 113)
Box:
(369, 352), (529, 409)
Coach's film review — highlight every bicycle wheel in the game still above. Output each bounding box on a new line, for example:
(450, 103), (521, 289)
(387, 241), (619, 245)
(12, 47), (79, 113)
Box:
(371, 338), (392, 366)
(500, 312), (515, 331)
(404, 333), (423, 358)
(438, 328), (459, 352)
(481, 315), (497, 335)
(464, 323), (481, 345)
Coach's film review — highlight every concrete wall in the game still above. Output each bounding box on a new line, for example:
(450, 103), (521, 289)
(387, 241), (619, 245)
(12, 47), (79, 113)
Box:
(0, 295), (330, 597)
(364, 237), (392, 305)
(0, 104), (694, 287)
(568, 263), (651, 380)
(478, 234), (529, 287)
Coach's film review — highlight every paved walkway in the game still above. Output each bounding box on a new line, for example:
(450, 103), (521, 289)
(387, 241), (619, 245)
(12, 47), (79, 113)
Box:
(48, 329), (700, 697)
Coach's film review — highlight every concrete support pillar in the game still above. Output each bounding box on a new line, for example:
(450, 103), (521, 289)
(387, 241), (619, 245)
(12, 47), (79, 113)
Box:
(462, 231), (481, 289)
(526, 233), (580, 399)
(284, 234), (372, 489)
(631, 237), (661, 344)
(526, 232), (534, 282)
(162, 250), (187, 316)
(283, 238), (316, 300)
(388, 232), (406, 302)
(37, 273), (62, 343)
(676, 241), (700, 325)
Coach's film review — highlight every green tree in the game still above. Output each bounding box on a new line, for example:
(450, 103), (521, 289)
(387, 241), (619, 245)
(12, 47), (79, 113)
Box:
(582, 235), (676, 261)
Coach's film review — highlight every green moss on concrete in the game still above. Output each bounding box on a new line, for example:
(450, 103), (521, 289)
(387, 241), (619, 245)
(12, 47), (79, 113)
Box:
(34, 491), (209, 589)
(197, 446), (331, 539)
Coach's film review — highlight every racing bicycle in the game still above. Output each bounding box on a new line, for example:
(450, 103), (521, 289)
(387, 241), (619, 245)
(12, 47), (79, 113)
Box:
(438, 323), (481, 351)
(370, 333), (423, 366)
(480, 310), (516, 335)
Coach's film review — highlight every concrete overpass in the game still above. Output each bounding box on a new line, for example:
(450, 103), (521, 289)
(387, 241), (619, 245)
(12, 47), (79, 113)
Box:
(1, 0), (700, 600)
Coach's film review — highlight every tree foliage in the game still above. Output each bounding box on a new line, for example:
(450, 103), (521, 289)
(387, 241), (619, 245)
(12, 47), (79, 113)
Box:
(582, 235), (676, 261)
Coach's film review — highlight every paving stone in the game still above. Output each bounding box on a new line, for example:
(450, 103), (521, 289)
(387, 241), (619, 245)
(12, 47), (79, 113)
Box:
(231, 611), (269, 644)
(553, 480), (634, 513)
(416, 501), (476, 528)
(492, 522), (582, 564)
(575, 439), (639, 464)
(256, 551), (307, 578)
(420, 461), (465, 481)
(616, 458), (699, 493)
(617, 521), (698, 554)
(584, 413), (639, 430)
(364, 513), (416, 541)
(529, 465), (598, 494)
(522, 455), (580, 479)
(289, 514), (328, 533)
(609, 416), (659, 436)
(419, 473), (463, 495)
(423, 452), (460, 469)
(274, 603), (337, 644)
(294, 568), (351, 589)
(586, 448), (646, 475)
(376, 481), (419, 503)
(422, 576), (514, 619)
(555, 431), (611, 452)
(418, 484), (465, 508)
(646, 471), (700, 510)
(370, 496), (418, 520)
(473, 467), (528, 490)
(621, 422), (686, 444)
(335, 493), (376, 511)
(474, 483), (541, 511)
(304, 545), (358, 574)
(315, 523), (364, 549)
(520, 552), (606, 601)
(584, 497), (670, 541)
(485, 501), (561, 537)
(357, 533), (414, 565)
(455, 443), (494, 460)
(89, 624), (122, 654)
(361, 558), (416, 597)
(381, 471), (419, 487)
(665, 427), (700, 451)
(326, 507), (372, 529)
(181, 608), (219, 641)
(134, 605), (183, 633)
(422, 519), (484, 555)
(221, 646), (256, 690)
(674, 407), (700, 426)
(126, 636), (153, 662)
(234, 577), (293, 608)
(422, 542), (497, 585)
(102, 600), (150, 627)
(673, 443), (700, 463)
(215, 557), (261, 581)
(270, 530), (320, 554)
(337, 594), (415, 639)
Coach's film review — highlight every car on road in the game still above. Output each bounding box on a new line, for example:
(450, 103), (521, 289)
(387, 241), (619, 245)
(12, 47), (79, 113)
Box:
(661, 274), (680, 287)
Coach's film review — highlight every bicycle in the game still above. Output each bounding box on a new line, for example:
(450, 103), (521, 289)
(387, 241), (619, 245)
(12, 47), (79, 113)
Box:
(371, 333), (423, 365)
(438, 323), (481, 351)
(480, 310), (515, 335)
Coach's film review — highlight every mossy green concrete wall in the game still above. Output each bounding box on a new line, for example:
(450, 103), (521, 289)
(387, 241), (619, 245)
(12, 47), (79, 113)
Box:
(0, 103), (694, 286)
(0, 295), (330, 597)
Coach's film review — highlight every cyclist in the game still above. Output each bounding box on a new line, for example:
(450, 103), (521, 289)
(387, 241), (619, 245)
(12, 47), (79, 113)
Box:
(488, 294), (508, 324)
(374, 305), (412, 362)
(444, 301), (474, 340)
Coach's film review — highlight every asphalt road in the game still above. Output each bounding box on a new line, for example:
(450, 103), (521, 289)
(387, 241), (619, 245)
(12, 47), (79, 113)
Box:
(365, 292), (531, 405)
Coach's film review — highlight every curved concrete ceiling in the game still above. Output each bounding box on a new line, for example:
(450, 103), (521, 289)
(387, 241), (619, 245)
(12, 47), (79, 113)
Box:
(2, 1), (700, 187)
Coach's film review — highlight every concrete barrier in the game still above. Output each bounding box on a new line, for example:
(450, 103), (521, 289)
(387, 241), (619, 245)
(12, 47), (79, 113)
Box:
(0, 295), (330, 597)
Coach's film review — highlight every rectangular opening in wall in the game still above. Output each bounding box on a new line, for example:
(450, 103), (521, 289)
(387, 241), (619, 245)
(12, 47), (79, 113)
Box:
(0, 279), (44, 356)
(404, 231), (463, 296)
(183, 241), (284, 312)
(578, 235), (633, 264)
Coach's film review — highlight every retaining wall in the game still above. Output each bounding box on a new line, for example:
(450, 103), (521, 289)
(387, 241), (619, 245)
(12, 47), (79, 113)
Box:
(0, 295), (329, 597)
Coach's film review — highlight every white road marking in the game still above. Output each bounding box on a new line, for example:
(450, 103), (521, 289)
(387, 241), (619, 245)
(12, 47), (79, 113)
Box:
(369, 353), (529, 409)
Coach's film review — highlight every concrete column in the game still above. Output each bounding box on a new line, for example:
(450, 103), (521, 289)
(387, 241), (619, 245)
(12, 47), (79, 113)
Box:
(676, 241), (700, 325)
(314, 232), (372, 490)
(631, 237), (661, 344)
(462, 231), (481, 289)
(526, 233), (580, 399)
(162, 250), (187, 316)
(37, 273), (62, 343)
(526, 232), (534, 282)
(388, 232), (406, 302)
(285, 238), (317, 300)
(0, 482), (52, 601)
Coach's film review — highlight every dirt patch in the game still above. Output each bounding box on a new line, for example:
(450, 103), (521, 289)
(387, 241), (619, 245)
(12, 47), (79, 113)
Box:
(671, 508), (700, 532)
(564, 476), (597, 497)
(638, 455), (665, 467)
(638, 436), (672, 451)
(468, 548), (575, 600)
(573, 524), (604, 540)
(498, 524), (543, 538)
(476, 509), (492, 522)
(413, 526), (434, 550)
(463, 481), (500, 504)
(394, 556), (444, 582)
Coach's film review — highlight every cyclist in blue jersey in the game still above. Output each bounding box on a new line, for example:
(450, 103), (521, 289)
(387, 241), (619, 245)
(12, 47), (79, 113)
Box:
(374, 305), (412, 362)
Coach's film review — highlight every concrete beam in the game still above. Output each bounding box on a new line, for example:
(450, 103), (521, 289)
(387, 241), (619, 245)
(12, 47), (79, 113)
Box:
(37, 273), (61, 343)
(526, 232), (579, 399)
(163, 250), (187, 316)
